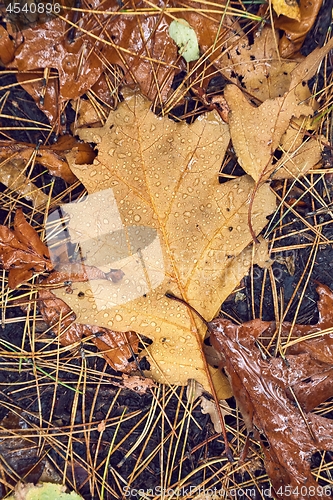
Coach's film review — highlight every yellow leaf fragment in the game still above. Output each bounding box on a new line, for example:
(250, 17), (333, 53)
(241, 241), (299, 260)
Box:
(49, 89), (276, 390)
(0, 157), (48, 207)
(209, 365), (233, 400)
(7, 482), (83, 500)
(272, 0), (301, 20)
(71, 99), (102, 128)
(274, 136), (323, 179)
(200, 397), (231, 433)
(224, 84), (309, 182)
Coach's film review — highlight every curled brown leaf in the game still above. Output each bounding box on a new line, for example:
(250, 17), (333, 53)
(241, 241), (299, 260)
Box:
(210, 283), (333, 498)
(0, 209), (53, 288)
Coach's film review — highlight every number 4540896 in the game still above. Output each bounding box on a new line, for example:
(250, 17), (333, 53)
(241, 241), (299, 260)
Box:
(6, 2), (61, 13)
(276, 485), (333, 497)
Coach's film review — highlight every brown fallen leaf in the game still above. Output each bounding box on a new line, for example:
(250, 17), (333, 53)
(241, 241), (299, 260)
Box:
(225, 37), (333, 182)
(0, 25), (15, 65)
(48, 87), (276, 391)
(0, 209), (53, 288)
(37, 290), (139, 373)
(0, 139), (81, 184)
(218, 26), (300, 102)
(5, 0), (178, 107)
(210, 283), (333, 498)
(0, 411), (46, 488)
(11, 17), (103, 102)
(5, 0), (235, 125)
(275, 0), (324, 57)
(49, 136), (96, 167)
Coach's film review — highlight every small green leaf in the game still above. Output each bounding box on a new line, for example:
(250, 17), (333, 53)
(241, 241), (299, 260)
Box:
(169, 19), (200, 62)
(7, 482), (84, 500)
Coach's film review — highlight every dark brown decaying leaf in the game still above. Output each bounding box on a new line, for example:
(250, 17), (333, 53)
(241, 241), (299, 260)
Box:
(0, 209), (53, 288)
(210, 284), (333, 499)
(37, 290), (139, 373)
(0, 412), (46, 486)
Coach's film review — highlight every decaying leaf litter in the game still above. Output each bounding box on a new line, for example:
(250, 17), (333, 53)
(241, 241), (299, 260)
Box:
(3, 0), (330, 498)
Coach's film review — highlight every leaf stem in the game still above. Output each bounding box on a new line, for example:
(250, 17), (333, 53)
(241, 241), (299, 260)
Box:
(165, 292), (234, 462)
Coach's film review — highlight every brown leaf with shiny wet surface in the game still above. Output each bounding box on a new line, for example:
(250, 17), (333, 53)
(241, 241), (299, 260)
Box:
(7, 0), (178, 107)
(275, 0), (324, 57)
(0, 135), (92, 184)
(11, 17), (103, 102)
(4, 0), (231, 124)
(0, 209), (53, 288)
(0, 141), (79, 185)
(210, 283), (333, 499)
(0, 26), (15, 65)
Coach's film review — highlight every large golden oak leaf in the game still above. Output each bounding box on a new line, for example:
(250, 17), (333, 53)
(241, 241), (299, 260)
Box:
(50, 89), (276, 389)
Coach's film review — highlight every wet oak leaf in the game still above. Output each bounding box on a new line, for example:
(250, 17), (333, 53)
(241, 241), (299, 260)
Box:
(210, 283), (333, 498)
(7, 0), (179, 111)
(0, 25), (15, 65)
(225, 37), (333, 183)
(0, 209), (53, 288)
(11, 18), (102, 102)
(49, 88), (276, 390)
